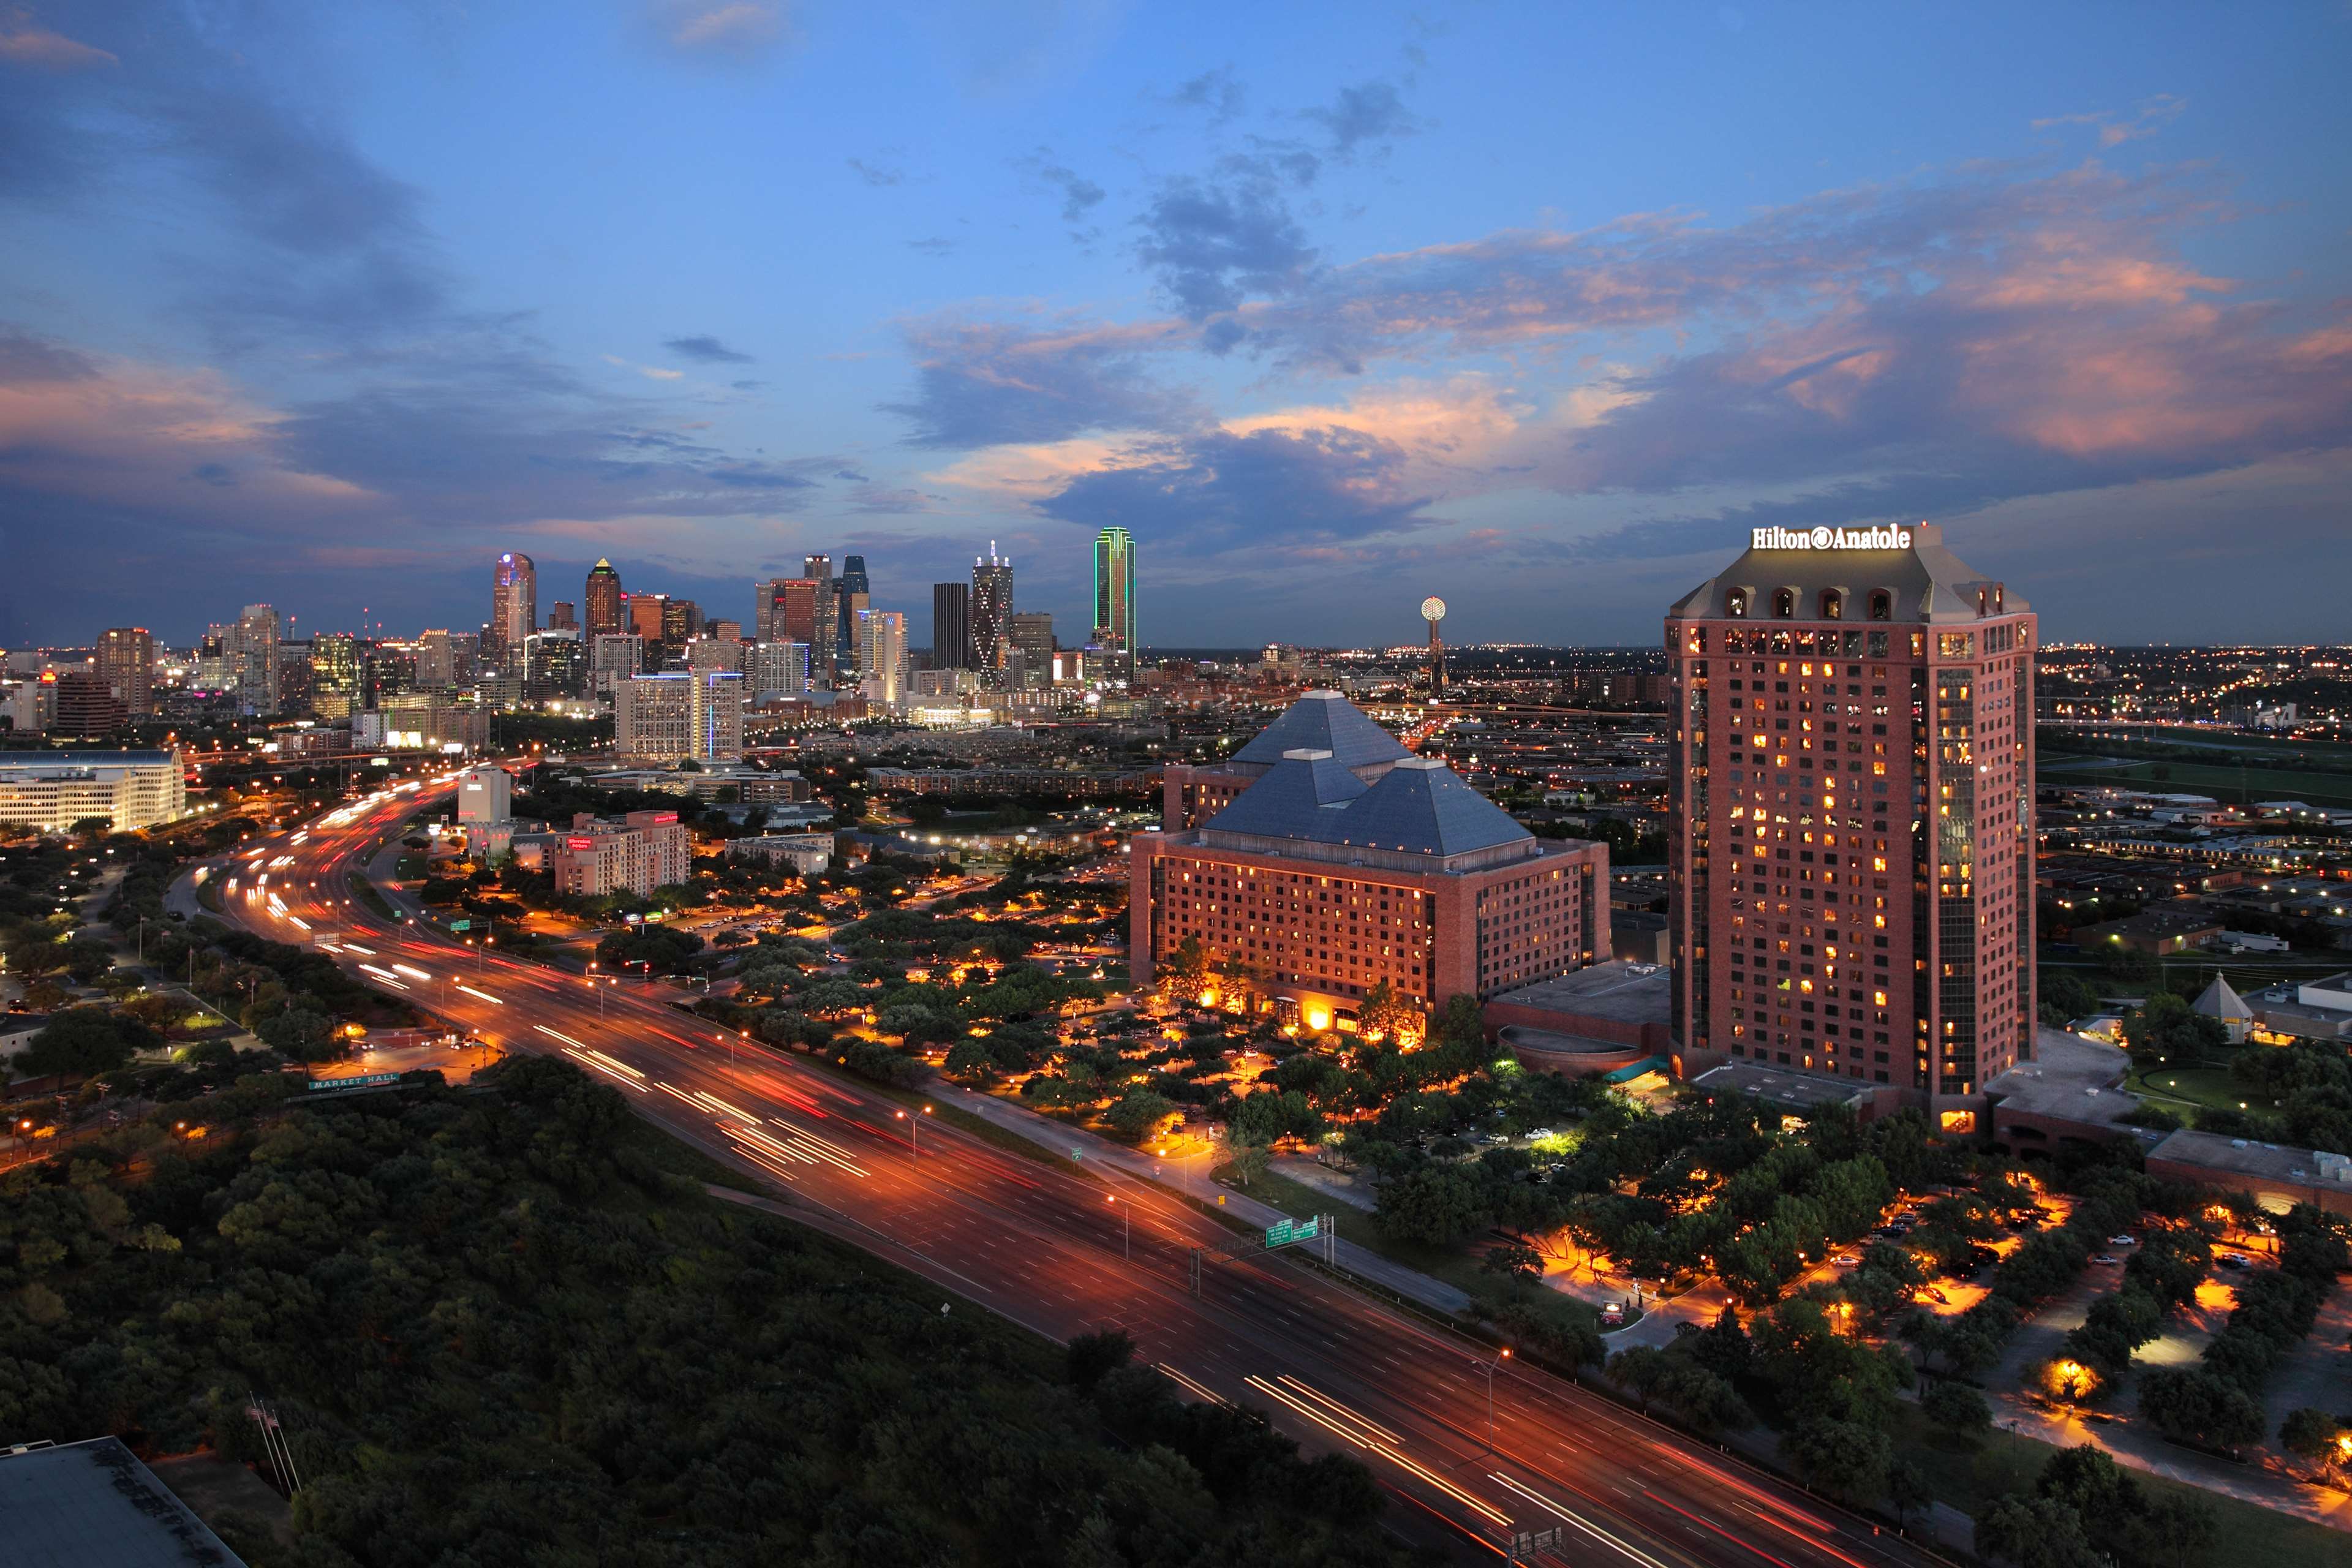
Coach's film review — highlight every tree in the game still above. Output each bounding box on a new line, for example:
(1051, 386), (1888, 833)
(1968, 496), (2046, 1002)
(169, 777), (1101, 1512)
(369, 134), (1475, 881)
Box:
(2131, 1494), (2218, 1568)
(1920, 1378), (1992, 1436)
(1358, 981), (1423, 1047)
(1105, 1087), (1177, 1141)
(1781, 1418), (1890, 1506)
(2279, 1407), (2348, 1469)
(256, 1006), (337, 1063)
(1974, 1495), (2101, 1568)
(17, 1007), (156, 1078)
(1221, 1140), (1271, 1188)
(1374, 1164), (1490, 1246)
(1608, 1346), (1671, 1412)
(1159, 934), (1212, 1001)
(2119, 991), (2226, 1074)
(1885, 1458), (1931, 1533)
(2136, 1366), (2264, 1449)
(1066, 1329), (1136, 1390)
(1480, 1240), (1543, 1295)
(61, 936), (115, 984)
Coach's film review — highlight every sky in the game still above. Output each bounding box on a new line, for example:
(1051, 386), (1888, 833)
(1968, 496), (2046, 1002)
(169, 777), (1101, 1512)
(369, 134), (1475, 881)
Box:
(3, 1), (2350, 653)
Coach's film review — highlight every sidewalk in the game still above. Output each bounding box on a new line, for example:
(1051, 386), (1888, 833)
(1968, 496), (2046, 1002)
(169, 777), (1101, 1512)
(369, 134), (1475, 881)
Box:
(930, 1079), (1474, 1315)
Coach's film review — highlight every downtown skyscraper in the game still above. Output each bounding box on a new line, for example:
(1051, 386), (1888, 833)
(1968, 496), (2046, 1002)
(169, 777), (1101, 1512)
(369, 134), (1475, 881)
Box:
(1664, 523), (2035, 1122)
(489, 552), (537, 666)
(584, 559), (625, 638)
(1091, 526), (1136, 678)
(970, 543), (1013, 688)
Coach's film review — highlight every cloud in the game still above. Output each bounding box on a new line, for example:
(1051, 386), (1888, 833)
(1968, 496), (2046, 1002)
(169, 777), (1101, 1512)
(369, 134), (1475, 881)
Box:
(2033, 94), (2187, 148)
(882, 315), (1199, 449)
(0, 12), (117, 70)
(1036, 424), (1436, 551)
(906, 236), (958, 257)
(664, 334), (755, 364)
(1164, 66), (1245, 126)
(846, 156), (904, 187)
(1305, 79), (1419, 157)
(652, 1), (786, 56)
(1135, 172), (1319, 320)
(1027, 152), (1106, 225)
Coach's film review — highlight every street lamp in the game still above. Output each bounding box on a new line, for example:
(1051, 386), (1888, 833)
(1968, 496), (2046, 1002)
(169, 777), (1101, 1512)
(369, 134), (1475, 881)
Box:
(1476, 1348), (1511, 1453)
(895, 1103), (933, 1161)
(1108, 1192), (1131, 1258)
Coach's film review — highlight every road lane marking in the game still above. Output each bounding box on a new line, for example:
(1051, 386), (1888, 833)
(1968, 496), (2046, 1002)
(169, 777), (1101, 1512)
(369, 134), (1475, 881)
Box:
(1244, 1374), (1510, 1531)
(1488, 1472), (1672, 1568)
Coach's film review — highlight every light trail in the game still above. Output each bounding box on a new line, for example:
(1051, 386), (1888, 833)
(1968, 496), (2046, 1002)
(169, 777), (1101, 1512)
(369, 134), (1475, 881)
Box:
(342, 943), (375, 955)
(455, 985), (502, 1004)
(1244, 1374), (1512, 1531)
(391, 963), (431, 981)
(1155, 1365), (1227, 1406)
(1487, 1474), (1674, 1568)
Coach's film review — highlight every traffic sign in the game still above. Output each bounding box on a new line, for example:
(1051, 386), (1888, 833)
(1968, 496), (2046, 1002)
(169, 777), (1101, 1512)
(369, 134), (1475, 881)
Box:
(447, 918), (470, 932)
(1264, 1216), (1320, 1249)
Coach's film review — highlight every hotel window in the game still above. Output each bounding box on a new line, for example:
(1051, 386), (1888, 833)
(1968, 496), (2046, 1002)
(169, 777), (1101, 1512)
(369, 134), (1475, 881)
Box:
(1819, 589), (1844, 620)
(1773, 587), (1797, 619)
(1725, 588), (1751, 618)
(1868, 589), (1893, 621)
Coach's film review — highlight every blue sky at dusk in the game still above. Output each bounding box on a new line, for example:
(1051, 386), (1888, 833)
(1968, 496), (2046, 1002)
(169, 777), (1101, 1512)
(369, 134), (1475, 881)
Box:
(3, 1), (2348, 650)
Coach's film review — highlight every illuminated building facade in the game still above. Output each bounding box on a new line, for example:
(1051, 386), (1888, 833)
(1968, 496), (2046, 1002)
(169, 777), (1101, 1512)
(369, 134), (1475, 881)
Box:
(1092, 526), (1136, 678)
(584, 559), (625, 637)
(1132, 692), (1608, 1028)
(549, 810), (691, 898)
(1665, 522), (2035, 1120)
(489, 554), (535, 666)
(96, 628), (154, 717)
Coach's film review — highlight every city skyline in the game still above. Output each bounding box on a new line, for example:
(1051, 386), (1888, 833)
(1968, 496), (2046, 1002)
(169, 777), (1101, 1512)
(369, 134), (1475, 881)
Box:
(4, 6), (2350, 649)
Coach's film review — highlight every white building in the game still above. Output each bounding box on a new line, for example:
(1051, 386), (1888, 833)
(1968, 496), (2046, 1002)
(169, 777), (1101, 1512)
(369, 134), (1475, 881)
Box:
(725, 832), (832, 876)
(0, 749), (189, 833)
(590, 633), (643, 696)
(747, 640), (812, 699)
(856, 610), (907, 706)
(616, 671), (744, 763)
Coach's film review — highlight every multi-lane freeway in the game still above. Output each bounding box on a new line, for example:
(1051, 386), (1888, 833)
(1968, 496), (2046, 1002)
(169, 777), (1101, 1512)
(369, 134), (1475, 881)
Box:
(206, 781), (1937, 1567)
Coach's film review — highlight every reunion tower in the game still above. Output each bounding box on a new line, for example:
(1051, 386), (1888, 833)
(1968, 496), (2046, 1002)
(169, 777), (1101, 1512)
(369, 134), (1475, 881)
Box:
(1420, 595), (1447, 696)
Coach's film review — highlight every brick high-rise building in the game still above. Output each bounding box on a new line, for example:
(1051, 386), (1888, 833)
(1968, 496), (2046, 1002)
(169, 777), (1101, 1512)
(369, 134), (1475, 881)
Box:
(1664, 522), (2035, 1123)
(549, 810), (692, 899)
(95, 628), (154, 717)
(1132, 691), (1608, 1030)
(52, 670), (127, 737)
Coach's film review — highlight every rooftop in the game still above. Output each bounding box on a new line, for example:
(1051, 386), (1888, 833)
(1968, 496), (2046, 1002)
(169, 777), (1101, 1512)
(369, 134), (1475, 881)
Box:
(1983, 1028), (2141, 1127)
(1687, 1063), (1872, 1111)
(2147, 1127), (2352, 1188)
(1667, 521), (2032, 625)
(1490, 960), (1671, 1027)
(0, 1437), (244, 1568)
(1202, 752), (1532, 861)
(1228, 689), (1412, 772)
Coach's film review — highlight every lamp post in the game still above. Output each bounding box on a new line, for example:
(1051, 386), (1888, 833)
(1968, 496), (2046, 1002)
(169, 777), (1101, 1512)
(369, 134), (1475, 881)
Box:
(1109, 1193), (1130, 1259)
(895, 1104), (933, 1161)
(1476, 1348), (1511, 1453)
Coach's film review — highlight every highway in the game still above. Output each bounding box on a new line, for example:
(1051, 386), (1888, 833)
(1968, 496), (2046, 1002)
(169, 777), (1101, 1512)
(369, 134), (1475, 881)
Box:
(207, 782), (1942, 1568)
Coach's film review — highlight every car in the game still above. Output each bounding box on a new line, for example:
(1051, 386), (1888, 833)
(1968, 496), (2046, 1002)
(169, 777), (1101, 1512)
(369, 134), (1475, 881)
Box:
(1528, 1128), (1556, 1140)
(2090, 1254), (2121, 1265)
(1834, 1253), (1861, 1267)
(1483, 1133), (1512, 1146)
(2106, 1234), (2137, 1247)
(2217, 1254), (2253, 1272)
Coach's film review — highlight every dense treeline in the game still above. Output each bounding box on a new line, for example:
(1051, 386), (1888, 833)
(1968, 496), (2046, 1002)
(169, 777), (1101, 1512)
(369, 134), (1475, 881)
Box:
(0, 1058), (1427, 1567)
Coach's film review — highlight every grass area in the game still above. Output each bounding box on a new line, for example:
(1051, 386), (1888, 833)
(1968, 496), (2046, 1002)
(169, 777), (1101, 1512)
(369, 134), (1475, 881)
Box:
(2040, 752), (2352, 809)
(2125, 1063), (2283, 1121)
(1890, 1404), (2350, 1568)
(1216, 1164), (1537, 1313)
(351, 874), (398, 924)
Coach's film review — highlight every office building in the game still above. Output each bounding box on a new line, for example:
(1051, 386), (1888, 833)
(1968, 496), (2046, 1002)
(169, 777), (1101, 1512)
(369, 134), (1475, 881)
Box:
(616, 670), (743, 763)
(355, 697), (489, 752)
(415, 628), (469, 688)
(970, 545), (1014, 687)
(0, 748), (189, 832)
(235, 603), (281, 712)
(804, 555), (836, 681)
(836, 554), (870, 672)
(523, 627), (586, 700)
(747, 639), (812, 699)
(708, 619), (742, 644)
(686, 634), (742, 673)
(1092, 526), (1136, 677)
(1131, 691), (1609, 1028)
(51, 670), (126, 736)
(95, 627), (154, 717)
(932, 581), (970, 671)
(727, 833), (833, 876)
(489, 553), (536, 665)
(753, 577), (791, 644)
(194, 626), (234, 690)
(548, 600), (578, 631)
(549, 810), (692, 899)
(3, 675), (56, 733)
(585, 559), (625, 637)
(1664, 522), (2035, 1120)
(856, 609), (907, 706)
(629, 592), (669, 646)
(660, 598), (703, 654)
(590, 632), (643, 696)
(1009, 611), (1055, 690)
(311, 632), (363, 710)
(767, 578), (822, 650)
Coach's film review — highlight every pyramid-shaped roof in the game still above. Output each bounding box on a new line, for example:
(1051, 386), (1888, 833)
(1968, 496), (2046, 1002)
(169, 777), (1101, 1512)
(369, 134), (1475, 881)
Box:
(1203, 755), (1532, 861)
(1197, 750), (1368, 839)
(2191, 973), (2252, 1022)
(1230, 690), (1412, 771)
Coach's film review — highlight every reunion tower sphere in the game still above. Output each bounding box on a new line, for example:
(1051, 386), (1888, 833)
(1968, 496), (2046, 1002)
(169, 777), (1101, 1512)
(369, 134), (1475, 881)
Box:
(1420, 595), (1447, 623)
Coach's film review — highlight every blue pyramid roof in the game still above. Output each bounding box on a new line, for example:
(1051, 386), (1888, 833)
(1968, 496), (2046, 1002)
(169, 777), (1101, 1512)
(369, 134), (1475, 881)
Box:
(1231, 690), (1411, 771)
(1200, 750), (1368, 839)
(1202, 753), (1531, 860)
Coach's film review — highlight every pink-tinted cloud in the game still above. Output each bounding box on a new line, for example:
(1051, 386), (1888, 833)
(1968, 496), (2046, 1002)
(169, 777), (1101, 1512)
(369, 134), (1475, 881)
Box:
(0, 10), (117, 71)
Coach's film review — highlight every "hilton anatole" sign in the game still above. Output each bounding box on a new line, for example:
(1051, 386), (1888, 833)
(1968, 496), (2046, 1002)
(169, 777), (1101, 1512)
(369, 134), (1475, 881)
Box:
(1751, 524), (1913, 551)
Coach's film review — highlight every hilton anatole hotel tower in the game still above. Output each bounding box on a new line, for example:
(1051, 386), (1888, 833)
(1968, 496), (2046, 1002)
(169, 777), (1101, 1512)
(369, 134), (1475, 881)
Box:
(1665, 523), (2035, 1128)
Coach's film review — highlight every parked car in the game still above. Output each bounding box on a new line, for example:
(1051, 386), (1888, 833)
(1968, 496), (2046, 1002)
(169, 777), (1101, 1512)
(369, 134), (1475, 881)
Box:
(2106, 1234), (2137, 1246)
(1834, 1253), (1861, 1267)
(2090, 1254), (2121, 1265)
(2217, 1254), (2253, 1272)
(1527, 1128), (1556, 1140)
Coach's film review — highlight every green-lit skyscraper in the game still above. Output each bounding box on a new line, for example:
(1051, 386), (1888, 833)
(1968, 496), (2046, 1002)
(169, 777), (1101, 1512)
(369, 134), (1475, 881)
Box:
(1091, 526), (1136, 679)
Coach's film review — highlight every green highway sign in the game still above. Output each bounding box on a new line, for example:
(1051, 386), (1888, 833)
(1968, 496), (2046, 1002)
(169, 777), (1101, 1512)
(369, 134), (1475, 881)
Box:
(447, 918), (470, 932)
(1264, 1216), (1321, 1248)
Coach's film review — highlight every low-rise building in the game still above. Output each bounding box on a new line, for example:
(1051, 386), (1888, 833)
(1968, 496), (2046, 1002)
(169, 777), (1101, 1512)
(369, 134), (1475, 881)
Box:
(2071, 907), (2225, 954)
(726, 833), (832, 876)
(0, 748), (189, 832)
(548, 810), (692, 898)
